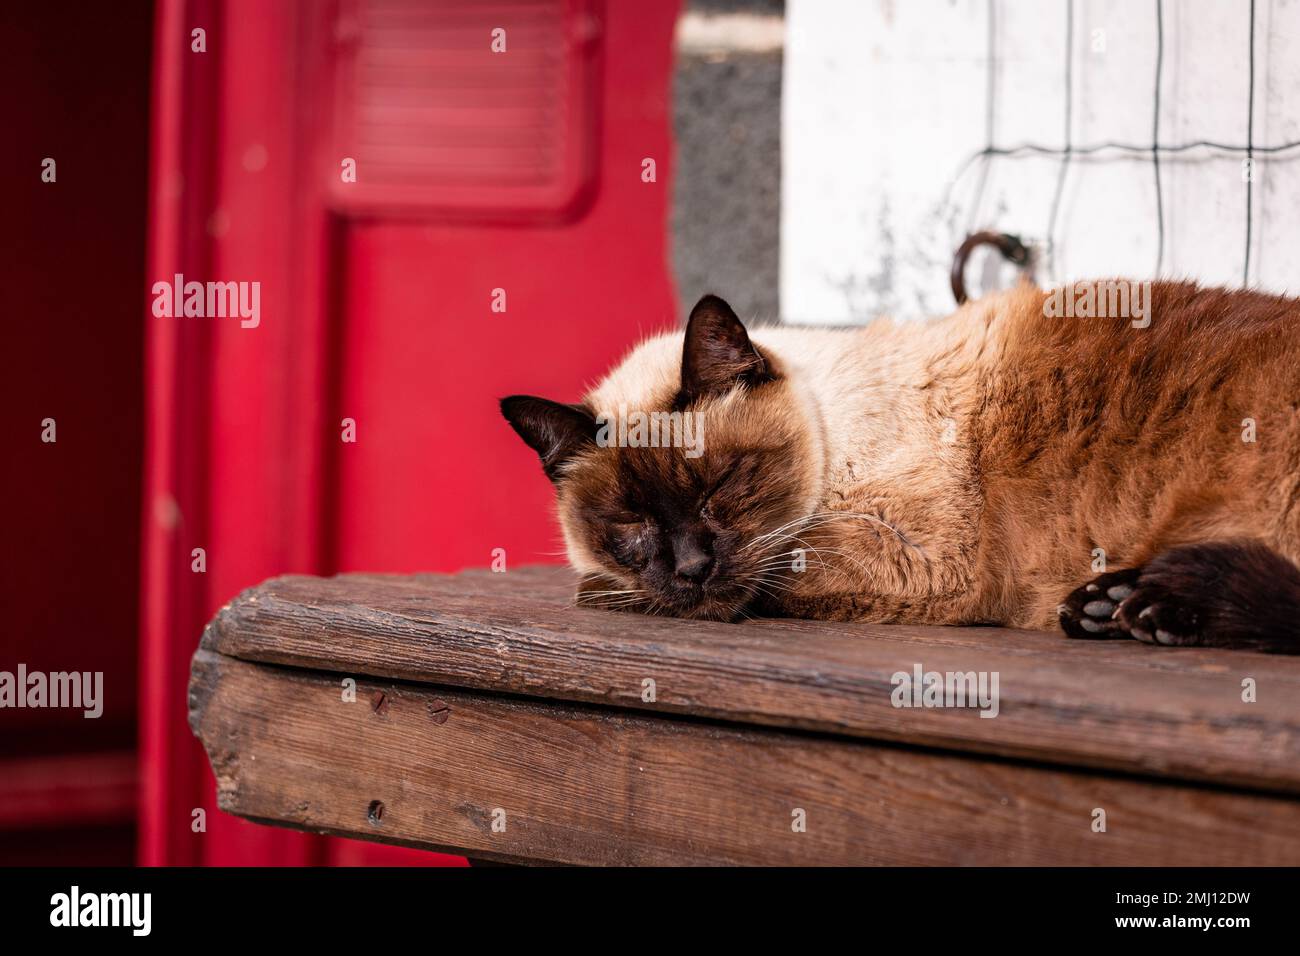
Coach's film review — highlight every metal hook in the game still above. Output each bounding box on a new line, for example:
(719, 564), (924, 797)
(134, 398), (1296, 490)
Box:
(950, 231), (1031, 305)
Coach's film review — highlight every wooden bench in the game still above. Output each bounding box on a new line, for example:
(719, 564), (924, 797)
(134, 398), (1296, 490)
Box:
(189, 566), (1300, 865)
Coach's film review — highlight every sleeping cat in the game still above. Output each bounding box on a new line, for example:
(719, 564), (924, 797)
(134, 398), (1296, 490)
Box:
(501, 284), (1300, 653)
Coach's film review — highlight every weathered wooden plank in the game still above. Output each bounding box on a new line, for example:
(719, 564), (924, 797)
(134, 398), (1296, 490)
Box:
(188, 650), (1300, 866)
(200, 567), (1300, 795)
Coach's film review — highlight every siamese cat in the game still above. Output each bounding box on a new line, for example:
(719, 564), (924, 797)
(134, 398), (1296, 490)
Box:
(501, 284), (1300, 653)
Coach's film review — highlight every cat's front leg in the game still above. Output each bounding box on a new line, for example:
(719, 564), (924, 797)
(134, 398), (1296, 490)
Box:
(747, 545), (880, 620)
(755, 591), (867, 621)
(752, 587), (928, 623)
(749, 540), (975, 626)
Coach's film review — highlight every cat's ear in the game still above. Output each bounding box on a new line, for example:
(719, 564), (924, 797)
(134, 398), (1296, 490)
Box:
(500, 395), (597, 481)
(679, 294), (774, 405)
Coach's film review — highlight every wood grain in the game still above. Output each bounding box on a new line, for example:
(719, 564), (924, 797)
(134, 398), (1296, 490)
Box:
(189, 650), (1300, 866)
(200, 567), (1300, 795)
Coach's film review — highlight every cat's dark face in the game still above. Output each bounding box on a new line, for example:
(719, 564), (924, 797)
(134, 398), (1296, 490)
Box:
(501, 296), (820, 620)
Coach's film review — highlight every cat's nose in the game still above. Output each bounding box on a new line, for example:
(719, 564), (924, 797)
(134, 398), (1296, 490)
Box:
(673, 537), (714, 583)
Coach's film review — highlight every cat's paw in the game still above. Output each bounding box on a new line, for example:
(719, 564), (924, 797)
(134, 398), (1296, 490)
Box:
(1060, 542), (1300, 652)
(1060, 565), (1205, 645)
(1110, 578), (1203, 646)
(1058, 567), (1142, 639)
(1109, 542), (1282, 649)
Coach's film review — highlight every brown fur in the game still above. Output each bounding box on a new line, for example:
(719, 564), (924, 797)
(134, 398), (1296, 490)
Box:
(501, 284), (1300, 650)
(976, 281), (1300, 629)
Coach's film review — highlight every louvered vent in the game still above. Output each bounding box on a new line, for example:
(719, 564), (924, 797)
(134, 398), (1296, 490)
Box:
(329, 0), (600, 219)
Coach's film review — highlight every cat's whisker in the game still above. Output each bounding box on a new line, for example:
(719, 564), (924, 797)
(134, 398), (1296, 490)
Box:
(798, 547), (872, 575)
(749, 554), (811, 571)
(750, 546), (866, 588)
(753, 584), (794, 598)
(809, 511), (926, 556)
(750, 543), (838, 575)
(574, 587), (649, 611)
(739, 513), (826, 553)
(750, 536), (836, 572)
(743, 509), (926, 562)
(757, 568), (801, 585)
(578, 600), (647, 612)
(749, 548), (808, 565)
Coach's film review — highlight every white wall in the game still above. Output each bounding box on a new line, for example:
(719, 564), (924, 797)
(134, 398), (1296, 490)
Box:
(781, 0), (1300, 324)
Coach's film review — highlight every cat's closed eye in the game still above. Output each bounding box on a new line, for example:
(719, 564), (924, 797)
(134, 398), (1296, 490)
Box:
(699, 473), (733, 521)
(608, 522), (652, 570)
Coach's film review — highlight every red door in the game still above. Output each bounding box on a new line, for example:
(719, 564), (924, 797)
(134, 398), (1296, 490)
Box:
(141, 0), (680, 865)
(0, 1), (153, 866)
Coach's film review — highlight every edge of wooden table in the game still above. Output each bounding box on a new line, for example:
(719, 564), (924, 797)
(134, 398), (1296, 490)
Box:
(193, 565), (1300, 797)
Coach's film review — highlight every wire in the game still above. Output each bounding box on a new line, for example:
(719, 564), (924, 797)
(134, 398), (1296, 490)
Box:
(1244, 0), (1256, 286)
(1046, 0), (1074, 283)
(967, 139), (1300, 160)
(968, 0), (998, 234)
(945, 0), (1300, 288)
(1153, 0), (1165, 276)
(944, 137), (1300, 212)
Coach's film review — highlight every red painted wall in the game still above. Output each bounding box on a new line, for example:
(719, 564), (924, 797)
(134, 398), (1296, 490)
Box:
(140, 0), (680, 866)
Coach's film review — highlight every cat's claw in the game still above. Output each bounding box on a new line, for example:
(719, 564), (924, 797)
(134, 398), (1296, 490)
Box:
(1115, 596), (1198, 646)
(1062, 568), (1198, 645)
(1058, 568), (1142, 640)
